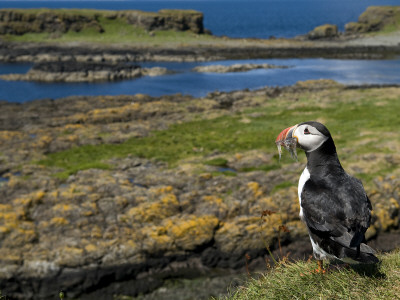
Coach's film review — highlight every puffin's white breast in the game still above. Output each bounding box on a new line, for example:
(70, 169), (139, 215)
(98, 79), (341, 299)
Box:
(298, 167), (310, 221)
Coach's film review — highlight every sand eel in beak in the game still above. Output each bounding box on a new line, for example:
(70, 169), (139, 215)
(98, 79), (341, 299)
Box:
(276, 121), (379, 272)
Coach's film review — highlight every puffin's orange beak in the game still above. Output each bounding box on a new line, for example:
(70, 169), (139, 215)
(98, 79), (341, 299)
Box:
(275, 124), (299, 161)
(275, 125), (298, 146)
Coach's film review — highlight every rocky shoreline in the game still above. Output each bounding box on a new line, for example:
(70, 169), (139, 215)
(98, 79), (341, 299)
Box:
(1, 40), (399, 64)
(193, 63), (289, 73)
(0, 61), (170, 82)
(0, 81), (399, 299)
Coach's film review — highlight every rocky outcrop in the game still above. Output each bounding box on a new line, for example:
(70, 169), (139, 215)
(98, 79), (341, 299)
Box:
(193, 63), (289, 73)
(0, 61), (170, 82)
(345, 6), (400, 34)
(307, 24), (338, 40)
(120, 9), (205, 34)
(0, 9), (105, 35)
(0, 8), (205, 36)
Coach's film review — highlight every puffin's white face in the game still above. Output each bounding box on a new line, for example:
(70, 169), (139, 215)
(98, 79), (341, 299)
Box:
(293, 124), (329, 152)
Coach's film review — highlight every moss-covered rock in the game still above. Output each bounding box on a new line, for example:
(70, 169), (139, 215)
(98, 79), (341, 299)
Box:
(345, 6), (400, 34)
(0, 9), (104, 35)
(307, 24), (338, 40)
(0, 8), (205, 36)
(121, 9), (204, 34)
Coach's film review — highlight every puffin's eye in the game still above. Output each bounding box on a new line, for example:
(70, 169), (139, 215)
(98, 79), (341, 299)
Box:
(304, 128), (310, 135)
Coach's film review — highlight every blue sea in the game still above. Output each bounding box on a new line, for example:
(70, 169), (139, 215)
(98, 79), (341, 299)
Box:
(0, 0), (400, 102)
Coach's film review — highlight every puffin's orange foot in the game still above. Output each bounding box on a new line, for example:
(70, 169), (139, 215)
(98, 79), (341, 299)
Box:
(314, 260), (326, 274)
(313, 268), (326, 274)
(300, 268), (325, 276)
(300, 260), (327, 276)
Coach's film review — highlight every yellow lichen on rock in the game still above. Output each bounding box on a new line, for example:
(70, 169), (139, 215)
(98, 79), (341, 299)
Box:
(215, 213), (289, 255)
(0, 204), (12, 213)
(91, 225), (103, 239)
(196, 195), (228, 218)
(50, 217), (69, 226)
(9, 228), (37, 245)
(0, 226), (10, 234)
(163, 215), (219, 251)
(60, 183), (86, 199)
(55, 246), (85, 267)
(84, 244), (98, 253)
(247, 181), (264, 198)
(0, 130), (23, 140)
(215, 216), (263, 254)
(155, 185), (174, 195)
(81, 201), (98, 216)
(33, 135), (53, 149)
(1, 210), (20, 228)
(64, 124), (84, 131)
(87, 103), (141, 123)
(126, 192), (180, 223)
(141, 225), (173, 253)
(52, 203), (73, 212)
(374, 201), (399, 231)
(12, 191), (45, 213)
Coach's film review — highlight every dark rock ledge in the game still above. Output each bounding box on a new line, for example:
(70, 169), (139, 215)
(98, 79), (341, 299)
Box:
(192, 63), (290, 73)
(0, 61), (170, 82)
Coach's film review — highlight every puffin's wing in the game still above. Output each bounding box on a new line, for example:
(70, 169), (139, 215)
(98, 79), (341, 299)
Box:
(300, 175), (371, 248)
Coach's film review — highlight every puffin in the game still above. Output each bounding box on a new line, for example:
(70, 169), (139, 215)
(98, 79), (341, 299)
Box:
(275, 121), (379, 272)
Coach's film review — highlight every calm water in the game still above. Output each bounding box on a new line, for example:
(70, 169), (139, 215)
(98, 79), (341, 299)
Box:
(0, 0), (400, 102)
(1, 58), (400, 102)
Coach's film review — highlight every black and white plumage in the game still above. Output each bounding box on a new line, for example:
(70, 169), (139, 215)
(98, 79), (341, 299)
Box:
(276, 121), (379, 266)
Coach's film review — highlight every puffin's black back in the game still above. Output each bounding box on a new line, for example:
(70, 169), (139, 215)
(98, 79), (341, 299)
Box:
(298, 122), (378, 264)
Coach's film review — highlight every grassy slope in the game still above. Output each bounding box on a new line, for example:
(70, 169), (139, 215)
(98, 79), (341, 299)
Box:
(365, 6), (400, 35)
(0, 9), (220, 47)
(223, 250), (400, 300)
(38, 85), (400, 182)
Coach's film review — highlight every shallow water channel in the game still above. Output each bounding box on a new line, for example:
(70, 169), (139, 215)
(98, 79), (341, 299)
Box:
(1, 58), (400, 102)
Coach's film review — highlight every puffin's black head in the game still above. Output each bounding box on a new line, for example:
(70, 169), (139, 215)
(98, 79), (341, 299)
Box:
(276, 121), (334, 155)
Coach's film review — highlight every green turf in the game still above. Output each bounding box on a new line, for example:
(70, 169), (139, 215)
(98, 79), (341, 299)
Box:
(37, 90), (400, 180)
(221, 250), (400, 300)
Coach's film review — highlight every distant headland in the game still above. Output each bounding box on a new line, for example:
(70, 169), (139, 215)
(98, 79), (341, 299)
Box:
(0, 6), (399, 67)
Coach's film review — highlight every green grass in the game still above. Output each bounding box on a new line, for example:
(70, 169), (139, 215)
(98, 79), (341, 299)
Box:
(38, 90), (400, 180)
(222, 249), (400, 300)
(271, 181), (296, 193)
(239, 163), (281, 173)
(39, 115), (282, 179)
(369, 7), (400, 34)
(204, 158), (229, 167)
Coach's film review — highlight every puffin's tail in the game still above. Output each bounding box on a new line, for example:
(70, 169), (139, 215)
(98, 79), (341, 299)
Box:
(344, 243), (379, 264)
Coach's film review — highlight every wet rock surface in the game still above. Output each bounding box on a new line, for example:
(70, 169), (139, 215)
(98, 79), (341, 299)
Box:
(0, 61), (170, 82)
(0, 82), (399, 299)
(1, 38), (399, 64)
(192, 63), (289, 73)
